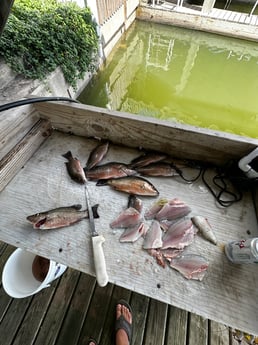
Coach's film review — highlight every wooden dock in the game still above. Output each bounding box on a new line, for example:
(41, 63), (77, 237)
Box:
(0, 241), (242, 345)
(154, 1), (258, 26)
(138, 1), (258, 41)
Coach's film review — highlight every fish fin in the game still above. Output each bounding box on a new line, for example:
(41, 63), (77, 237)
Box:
(92, 204), (100, 218)
(62, 151), (73, 160)
(96, 179), (108, 186)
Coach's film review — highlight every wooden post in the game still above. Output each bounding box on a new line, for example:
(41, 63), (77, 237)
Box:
(201, 0), (216, 14)
(124, 0), (127, 21)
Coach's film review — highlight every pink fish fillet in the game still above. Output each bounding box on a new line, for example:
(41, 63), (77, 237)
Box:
(169, 254), (209, 281)
(119, 222), (147, 243)
(148, 249), (166, 268)
(143, 220), (163, 249)
(162, 219), (195, 249)
(110, 207), (142, 229)
(160, 248), (183, 261)
(159, 219), (176, 232)
(144, 198), (168, 220)
(155, 198), (191, 221)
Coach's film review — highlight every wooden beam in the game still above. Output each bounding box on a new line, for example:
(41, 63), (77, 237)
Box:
(0, 105), (40, 160)
(202, 0), (216, 14)
(0, 119), (52, 192)
(34, 101), (258, 166)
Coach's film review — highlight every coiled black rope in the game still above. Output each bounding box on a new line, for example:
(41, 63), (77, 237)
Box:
(177, 159), (257, 207)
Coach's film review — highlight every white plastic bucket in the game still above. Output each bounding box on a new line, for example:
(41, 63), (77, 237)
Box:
(2, 248), (67, 298)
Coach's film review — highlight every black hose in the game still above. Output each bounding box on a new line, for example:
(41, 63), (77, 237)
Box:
(0, 96), (80, 112)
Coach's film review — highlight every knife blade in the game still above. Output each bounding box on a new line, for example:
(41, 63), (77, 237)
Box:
(84, 185), (108, 287)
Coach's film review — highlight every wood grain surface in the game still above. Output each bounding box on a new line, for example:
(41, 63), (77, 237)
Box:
(0, 130), (257, 335)
(34, 101), (258, 166)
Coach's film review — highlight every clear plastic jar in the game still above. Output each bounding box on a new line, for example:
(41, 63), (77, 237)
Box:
(224, 238), (258, 264)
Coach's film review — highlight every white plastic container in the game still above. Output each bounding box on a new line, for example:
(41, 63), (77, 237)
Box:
(2, 248), (67, 298)
(225, 238), (258, 264)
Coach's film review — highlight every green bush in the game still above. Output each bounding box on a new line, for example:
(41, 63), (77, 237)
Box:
(0, 0), (98, 88)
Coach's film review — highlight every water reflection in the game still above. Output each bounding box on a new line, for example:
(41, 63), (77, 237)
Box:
(78, 21), (258, 138)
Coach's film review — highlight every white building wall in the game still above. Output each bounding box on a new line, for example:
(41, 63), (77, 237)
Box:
(88, 0), (139, 61)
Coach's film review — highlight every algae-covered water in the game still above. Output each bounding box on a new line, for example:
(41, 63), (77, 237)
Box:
(78, 20), (258, 138)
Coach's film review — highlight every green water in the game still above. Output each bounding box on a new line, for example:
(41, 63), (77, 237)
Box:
(78, 20), (258, 138)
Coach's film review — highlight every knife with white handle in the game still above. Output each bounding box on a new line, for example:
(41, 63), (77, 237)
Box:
(84, 185), (108, 287)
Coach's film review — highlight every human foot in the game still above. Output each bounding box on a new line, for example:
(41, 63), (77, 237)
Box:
(115, 300), (133, 345)
(88, 339), (98, 345)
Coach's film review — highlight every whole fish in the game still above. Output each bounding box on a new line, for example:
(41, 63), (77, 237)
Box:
(85, 162), (137, 180)
(136, 163), (179, 177)
(129, 152), (168, 169)
(191, 216), (217, 245)
(169, 254), (209, 281)
(162, 219), (195, 249)
(155, 198), (191, 221)
(143, 220), (163, 249)
(110, 207), (142, 229)
(119, 222), (147, 243)
(27, 204), (99, 230)
(97, 176), (159, 196)
(86, 141), (109, 170)
(62, 151), (86, 184)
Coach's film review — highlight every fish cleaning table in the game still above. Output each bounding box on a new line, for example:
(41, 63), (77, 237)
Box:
(1, 101), (258, 335)
(0, 129), (258, 335)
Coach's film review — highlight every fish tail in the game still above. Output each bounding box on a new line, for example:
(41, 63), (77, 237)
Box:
(62, 151), (73, 160)
(92, 204), (100, 218)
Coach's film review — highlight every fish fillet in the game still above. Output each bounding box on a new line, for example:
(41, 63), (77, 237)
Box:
(155, 198), (191, 221)
(169, 254), (209, 281)
(119, 222), (147, 243)
(144, 198), (168, 220)
(110, 207), (142, 229)
(143, 220), (163, 249)
(162, 219), (195, 249)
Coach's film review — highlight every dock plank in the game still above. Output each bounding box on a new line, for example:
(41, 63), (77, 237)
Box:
(143, 299), (168, 345)
(1, 242), (256, 345)
(78, 283), (114, 345)
(33, 268), (80, 345)
(0, 296), (32, 345)
(188, 313), (208, 345)
(12, 282), (58, 345)
(209, 320), (230, 345)
(0, 245), (15, 323)
(100, 285), (132, 345)
(55, 273), (96, 345)
(222, 11), (232, 20)
(130, 293), (150, 345)
(166, 306), (188, 345)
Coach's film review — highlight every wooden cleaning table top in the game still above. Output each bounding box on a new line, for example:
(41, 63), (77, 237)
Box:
(0, 130), (257, 335)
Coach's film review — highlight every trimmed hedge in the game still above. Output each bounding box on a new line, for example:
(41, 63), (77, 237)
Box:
(0, 0), (98, 88)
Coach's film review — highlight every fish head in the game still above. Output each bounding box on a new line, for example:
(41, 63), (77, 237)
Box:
(26, 213), (47, 229)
